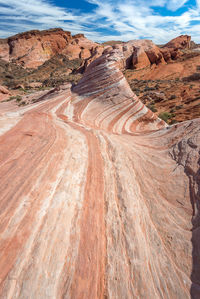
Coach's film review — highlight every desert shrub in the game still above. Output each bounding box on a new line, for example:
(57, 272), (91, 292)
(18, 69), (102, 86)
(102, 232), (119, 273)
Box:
(175, 105), (183, 110)
(16, 95), (22, 102)
(19, 101), (26, 106)
(169, 94), (176, 100)
(144, 86), (156, 92)
(147, 103), (157, 112)
(8, 96), (16, 101)
(158, 112), (174, 122)
(169, 119), (178, 125)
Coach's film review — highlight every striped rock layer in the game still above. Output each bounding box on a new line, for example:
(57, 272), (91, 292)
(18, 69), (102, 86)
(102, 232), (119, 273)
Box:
(0, 48), (200, 299)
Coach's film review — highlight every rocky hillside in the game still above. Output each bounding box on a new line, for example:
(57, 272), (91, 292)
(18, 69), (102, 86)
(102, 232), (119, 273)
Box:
(0, 42), (199, 298)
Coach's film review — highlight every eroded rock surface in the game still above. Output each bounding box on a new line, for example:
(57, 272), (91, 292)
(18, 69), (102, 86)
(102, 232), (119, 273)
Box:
(0, 45), (199, 299)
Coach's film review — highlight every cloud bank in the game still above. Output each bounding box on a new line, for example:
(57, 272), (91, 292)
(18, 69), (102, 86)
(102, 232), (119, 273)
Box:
(0, 0), (200, 43)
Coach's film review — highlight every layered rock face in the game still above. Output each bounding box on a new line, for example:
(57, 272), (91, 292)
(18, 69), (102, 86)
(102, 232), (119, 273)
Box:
(0, 45), (199, 299)
(0, 28), (101, 68)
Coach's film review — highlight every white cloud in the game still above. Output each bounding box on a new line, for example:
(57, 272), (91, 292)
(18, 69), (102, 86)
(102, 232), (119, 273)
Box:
(167, 0), (189, 11)
(0, 0), (200, 43)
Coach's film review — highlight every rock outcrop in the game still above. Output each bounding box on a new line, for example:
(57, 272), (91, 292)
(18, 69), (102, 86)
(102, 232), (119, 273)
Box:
(0, 38), (199, 299)
(115, 36), (189, 70)
(0, 28), (101, 68)
(164, 35), (191, 49)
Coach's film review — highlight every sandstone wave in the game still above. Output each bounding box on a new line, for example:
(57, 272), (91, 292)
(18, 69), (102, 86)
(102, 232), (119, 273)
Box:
(0, 46), (199, 298)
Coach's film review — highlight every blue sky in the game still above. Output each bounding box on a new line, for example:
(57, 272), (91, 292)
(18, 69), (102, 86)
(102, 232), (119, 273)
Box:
(0, 0), (200, 43)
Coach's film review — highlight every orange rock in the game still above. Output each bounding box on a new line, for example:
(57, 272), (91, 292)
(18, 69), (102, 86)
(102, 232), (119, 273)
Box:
(80, 48), (91, 59)
(132, 47), (151, 69)
(62, 44), (81, 59)
(164, 35), (191, 49)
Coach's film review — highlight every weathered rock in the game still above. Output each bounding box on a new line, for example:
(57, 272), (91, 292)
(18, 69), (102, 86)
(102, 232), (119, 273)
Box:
(146, 47), (165, 64)
(117, 40), (166, 70)
(0, 38), (199, 299)
(132, 47), (151, 69)
(164, 35), (191, 49)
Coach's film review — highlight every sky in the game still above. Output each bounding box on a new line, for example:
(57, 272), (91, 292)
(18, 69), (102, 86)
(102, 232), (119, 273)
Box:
(0, 0), (200, 43)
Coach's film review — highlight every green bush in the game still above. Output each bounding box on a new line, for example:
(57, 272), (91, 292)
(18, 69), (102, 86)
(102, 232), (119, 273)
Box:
(16, 95), (22, 102)
(158, 112), (174, 122)
(147, 103), (157, 112)
(169, 119), (178, 125)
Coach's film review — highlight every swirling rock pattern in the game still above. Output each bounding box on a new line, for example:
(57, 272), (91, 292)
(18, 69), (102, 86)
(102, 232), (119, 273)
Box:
(0, 47), (199, 299)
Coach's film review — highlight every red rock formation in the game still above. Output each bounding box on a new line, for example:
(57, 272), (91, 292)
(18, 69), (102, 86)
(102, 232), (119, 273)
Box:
(0, 28), (101, 68)
(114, 40), (169, 70)
(0, 41), (199, 299)
(164, 35), (191, 49)
(113, 36), (191, 71)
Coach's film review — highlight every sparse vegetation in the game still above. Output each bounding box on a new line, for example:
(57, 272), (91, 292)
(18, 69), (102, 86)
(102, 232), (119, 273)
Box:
(158, 112), (174, 122)
(147, 103), (157, 112)
(16, 95), (22, 102)
(175, 105), (183, 110)
(19, 101), (26, 106)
